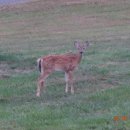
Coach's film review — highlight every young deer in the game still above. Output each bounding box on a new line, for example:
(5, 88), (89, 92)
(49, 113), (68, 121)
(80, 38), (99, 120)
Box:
(36, 41), (89, 97)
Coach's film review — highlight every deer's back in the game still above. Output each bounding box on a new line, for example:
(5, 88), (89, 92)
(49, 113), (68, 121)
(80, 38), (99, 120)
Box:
(42, 53), (79, 72)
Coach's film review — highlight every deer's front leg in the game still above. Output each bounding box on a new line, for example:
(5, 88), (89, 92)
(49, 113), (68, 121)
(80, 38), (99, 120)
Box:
(69, 71), (74, 94)
(65, 72), (69, 93)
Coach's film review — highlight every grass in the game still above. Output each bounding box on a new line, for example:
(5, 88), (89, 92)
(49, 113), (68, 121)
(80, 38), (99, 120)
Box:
(0, 0), (130, 130)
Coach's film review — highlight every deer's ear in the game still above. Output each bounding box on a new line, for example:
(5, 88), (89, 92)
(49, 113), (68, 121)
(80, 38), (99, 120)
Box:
(74, 41), (80, 49)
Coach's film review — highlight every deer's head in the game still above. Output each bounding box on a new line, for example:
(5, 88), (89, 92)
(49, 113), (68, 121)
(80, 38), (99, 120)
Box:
(74, 41), (89, 54)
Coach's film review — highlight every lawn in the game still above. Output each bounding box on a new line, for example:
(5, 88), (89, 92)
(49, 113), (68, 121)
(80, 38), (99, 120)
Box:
(0, 0), (130, 130)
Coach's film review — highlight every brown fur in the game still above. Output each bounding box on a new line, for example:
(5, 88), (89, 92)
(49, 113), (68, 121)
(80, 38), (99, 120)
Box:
(36, 41), (89, 97)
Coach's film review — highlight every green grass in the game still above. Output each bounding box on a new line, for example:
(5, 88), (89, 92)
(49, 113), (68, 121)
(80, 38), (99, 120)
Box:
(0, 0), (130, 130)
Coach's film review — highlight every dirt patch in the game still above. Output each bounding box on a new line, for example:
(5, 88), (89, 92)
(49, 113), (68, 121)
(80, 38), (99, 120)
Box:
(0, 63), (10, 79)
(0, 63), (34, 79)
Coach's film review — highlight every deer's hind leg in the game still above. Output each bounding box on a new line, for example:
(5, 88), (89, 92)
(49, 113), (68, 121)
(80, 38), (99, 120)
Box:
(36, 71), (51, 97)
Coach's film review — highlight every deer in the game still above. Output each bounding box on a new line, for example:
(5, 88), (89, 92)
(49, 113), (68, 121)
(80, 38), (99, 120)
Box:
(36, 41), (89, 97)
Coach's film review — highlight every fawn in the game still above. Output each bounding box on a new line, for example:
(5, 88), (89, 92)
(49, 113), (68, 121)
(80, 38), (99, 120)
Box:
(36, 41), (89, 97)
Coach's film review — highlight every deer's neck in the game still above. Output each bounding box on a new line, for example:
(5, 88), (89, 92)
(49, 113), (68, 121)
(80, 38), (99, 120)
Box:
(77, 52), (83, 64)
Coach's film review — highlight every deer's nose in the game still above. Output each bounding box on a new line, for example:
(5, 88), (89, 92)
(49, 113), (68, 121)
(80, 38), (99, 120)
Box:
(80, 52), (83, 54)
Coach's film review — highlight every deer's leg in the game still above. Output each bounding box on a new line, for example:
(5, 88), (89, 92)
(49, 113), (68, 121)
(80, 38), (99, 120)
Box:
(65, 72), (69, 93)
(36, 75), (44, 97)
(68, 71), (74, 94)
(36, 72), (51, 97)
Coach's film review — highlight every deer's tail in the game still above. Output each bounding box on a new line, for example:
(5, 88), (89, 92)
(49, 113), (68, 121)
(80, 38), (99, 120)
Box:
(37, 58), (43, 74)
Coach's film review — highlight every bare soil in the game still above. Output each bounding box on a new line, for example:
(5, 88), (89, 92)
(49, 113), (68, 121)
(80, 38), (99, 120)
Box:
(0, 63), (34, 79)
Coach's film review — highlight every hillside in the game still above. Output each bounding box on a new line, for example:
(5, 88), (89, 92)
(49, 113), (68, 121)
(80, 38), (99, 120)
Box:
(0, 0), (130, 130)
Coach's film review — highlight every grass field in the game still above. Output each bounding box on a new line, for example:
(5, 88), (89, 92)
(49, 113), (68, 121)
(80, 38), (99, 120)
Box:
(0, 0), (130, 130)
